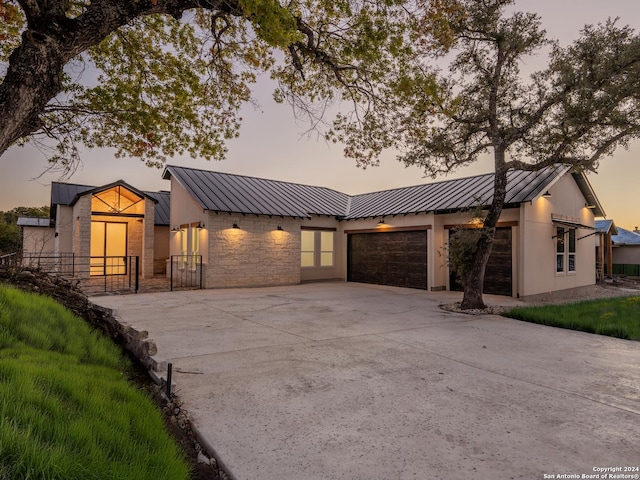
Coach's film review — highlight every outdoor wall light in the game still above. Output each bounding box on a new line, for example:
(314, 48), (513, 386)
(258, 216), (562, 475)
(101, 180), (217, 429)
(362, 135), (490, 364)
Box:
(232, 222), (239, 229)
(585, 203), (596, 209)
(542, 191), (552, 198)
(171, 225), (180, 232)
(377, 218), (385, 226)
(197, 221), (205, 229)
(277, 225), (284, 231)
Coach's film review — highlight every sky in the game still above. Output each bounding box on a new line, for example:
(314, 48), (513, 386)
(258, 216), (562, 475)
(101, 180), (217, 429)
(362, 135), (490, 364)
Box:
(1, 0), (639, 230)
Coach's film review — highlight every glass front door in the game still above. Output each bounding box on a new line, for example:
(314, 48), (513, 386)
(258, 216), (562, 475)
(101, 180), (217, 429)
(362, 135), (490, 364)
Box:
(90, 221), (127, 275)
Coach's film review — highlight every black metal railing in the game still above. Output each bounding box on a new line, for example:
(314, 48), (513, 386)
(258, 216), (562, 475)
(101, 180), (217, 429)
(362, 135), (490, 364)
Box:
(170, 255), (203, 291)
(20, 253), (140, 294)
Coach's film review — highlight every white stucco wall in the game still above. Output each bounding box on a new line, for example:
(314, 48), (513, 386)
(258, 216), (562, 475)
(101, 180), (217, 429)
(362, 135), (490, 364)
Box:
(168, 177), (207, 260)
(519, 174), (596, 297)
(22, 227), (55, 256)
(55, 205), (74, 254)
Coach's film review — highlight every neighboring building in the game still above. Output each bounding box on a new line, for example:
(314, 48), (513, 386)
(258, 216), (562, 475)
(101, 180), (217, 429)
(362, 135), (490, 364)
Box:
(595, 219), (618, 279)
(611, 226), (640, 276)
(17, 217), (55, 264)
(22, 164), (606, 298)
(163, 164), (604, 299)
(44, 180), (170, 278)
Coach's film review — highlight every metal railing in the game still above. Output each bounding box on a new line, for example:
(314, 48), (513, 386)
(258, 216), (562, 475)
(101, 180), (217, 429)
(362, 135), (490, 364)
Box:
(170, 255), (203, 291)
(20, 253), (139, 294)
(0, 252), (18, 266)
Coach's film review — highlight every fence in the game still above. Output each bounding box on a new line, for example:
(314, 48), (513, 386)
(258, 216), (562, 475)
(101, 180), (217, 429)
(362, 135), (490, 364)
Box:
(612, 263), (640, 276)
(20, 253), (140, 294)
(0, 252), (18, 266)
(170, 255), (203, 291)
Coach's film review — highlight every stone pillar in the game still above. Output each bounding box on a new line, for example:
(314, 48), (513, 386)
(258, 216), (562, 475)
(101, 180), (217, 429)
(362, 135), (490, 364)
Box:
(143, 199), (155, 278)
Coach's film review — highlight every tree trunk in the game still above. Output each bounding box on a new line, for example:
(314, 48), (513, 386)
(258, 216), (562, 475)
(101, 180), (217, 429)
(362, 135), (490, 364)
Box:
(0, 0), (212, 158)
(0, 32), (68, 155)
(460, 157), (509, 309)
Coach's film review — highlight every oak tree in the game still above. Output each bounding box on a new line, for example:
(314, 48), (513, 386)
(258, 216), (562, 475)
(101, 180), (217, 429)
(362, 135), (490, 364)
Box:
(335, 0), (640, 309)
(0, 0), (426, 171)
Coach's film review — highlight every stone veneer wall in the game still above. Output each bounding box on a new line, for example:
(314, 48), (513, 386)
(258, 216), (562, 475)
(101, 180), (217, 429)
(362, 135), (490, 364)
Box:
(72, 196), (92, 279)
(205, 213), (301, 288)
(143, 200), (155, 278)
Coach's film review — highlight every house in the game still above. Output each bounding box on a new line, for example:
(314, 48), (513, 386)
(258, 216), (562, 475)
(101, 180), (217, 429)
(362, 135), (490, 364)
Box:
(595, 219), (618, 279)
(20, 180), (170, 278)
(610, 226), (640, 276)
(16, 217), (55, 263)
(163, 164), (604, 299)
(22, 164), (605, 299)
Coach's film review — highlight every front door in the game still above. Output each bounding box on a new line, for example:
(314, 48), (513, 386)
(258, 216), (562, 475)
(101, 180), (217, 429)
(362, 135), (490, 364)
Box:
(90, 221), (127, 275)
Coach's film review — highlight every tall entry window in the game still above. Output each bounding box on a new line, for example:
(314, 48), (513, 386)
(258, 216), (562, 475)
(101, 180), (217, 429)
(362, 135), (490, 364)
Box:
(179, 224), (200, 269)
(90, 221), (127, 275)
(301, 229), (335, 267)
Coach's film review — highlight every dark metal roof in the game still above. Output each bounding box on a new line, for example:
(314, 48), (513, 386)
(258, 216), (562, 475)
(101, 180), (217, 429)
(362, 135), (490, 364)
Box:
(345, 167), (568, 219)
(51, 182), (169, 226)
(67, 180), (157, 206)
(162, 165), (599, 220)
(144, 191), (171, 226)
(17, 217), (51, 227)
(51, 182), (94, 207)
(163, 166), (349, 218)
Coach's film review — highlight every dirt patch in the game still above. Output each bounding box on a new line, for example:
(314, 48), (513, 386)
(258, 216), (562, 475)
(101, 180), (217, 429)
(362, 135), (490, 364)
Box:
(440, 282), (640, 315)
(0, 266), (225, 480)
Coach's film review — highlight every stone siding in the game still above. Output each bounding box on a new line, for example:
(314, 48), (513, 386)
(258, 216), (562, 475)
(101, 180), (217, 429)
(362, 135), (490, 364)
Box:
(143, 200), (155, 278)
(206, 213), (301, 288)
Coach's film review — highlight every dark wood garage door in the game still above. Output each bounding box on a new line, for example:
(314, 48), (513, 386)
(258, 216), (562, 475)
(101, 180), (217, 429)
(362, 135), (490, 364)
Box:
(449, 227), (512, 296)
(347, 231), (427, 290)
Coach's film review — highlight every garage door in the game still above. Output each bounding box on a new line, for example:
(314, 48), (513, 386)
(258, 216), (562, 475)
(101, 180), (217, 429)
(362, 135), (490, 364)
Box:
(449, 227), (512, 296)
(347, 231), (427, 289)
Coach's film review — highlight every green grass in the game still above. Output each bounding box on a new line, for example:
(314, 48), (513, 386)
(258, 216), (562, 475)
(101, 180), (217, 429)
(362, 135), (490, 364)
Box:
(0, 285), (190, 480)
(504, 295), (640, 341)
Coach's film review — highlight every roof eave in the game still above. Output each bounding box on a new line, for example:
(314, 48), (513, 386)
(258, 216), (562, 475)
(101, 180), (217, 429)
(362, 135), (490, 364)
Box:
(571, 171), (605, 218)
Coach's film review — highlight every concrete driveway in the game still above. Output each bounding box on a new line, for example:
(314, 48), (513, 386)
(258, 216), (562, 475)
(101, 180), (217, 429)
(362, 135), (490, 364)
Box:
(93, 283), (640, 480)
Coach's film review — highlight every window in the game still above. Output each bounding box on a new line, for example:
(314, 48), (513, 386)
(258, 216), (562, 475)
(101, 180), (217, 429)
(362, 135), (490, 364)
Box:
(556, 227), (565, 273)
(179, 223), (200, 270)
(301, 229), (335, 267)
(568, 228), (576, 272)
(301, 230), (315, 267)
(556, 226), (577, 274)
(320, 231), (334, 266)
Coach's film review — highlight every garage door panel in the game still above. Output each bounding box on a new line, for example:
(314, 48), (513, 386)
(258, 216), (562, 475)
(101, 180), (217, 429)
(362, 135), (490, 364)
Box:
(450, 227), (513, 296)
(347, 231), (427, 290)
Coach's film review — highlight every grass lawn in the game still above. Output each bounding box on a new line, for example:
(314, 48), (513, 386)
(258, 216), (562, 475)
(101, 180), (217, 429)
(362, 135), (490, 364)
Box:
(0, 285), (190, 480)
(504, 295), (640, 341)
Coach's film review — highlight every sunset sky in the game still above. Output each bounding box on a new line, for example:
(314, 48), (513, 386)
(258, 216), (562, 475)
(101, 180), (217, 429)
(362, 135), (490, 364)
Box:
(1, 0), (639, 230)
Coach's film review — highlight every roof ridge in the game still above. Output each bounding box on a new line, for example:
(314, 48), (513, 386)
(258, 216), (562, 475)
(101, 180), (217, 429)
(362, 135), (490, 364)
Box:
(165, 164), (350, 197)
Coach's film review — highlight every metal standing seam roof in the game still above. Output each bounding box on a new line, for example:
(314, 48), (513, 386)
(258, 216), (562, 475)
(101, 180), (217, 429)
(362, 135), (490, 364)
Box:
(162, 166), (350, 218)
(344, 167), (569, 219)
(162, 164), (595, 220)
(16, 217), (51, 227)
(50, 182), (170, 226)
(612, 226), (640, 246)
